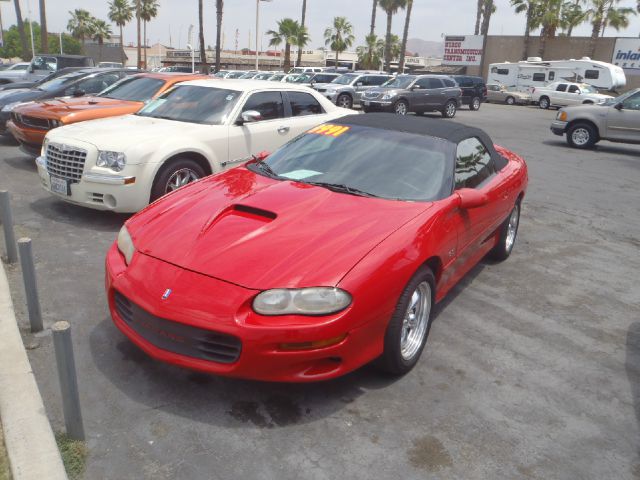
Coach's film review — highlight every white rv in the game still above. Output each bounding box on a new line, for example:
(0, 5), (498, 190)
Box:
(487, 57), (626, 92)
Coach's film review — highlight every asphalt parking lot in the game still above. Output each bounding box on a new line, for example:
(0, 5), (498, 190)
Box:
(1, 103), (640, 479)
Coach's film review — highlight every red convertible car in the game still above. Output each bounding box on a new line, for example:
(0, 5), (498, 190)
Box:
(105, 114), (528, 382)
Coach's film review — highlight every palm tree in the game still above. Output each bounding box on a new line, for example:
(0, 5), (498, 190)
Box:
(92, 19), (113, 62)
(215, 0), (223, 72)
(398, 0), (413, 73)
(357, 34), (383, 70)
(267, 18), (308, 72)
(601, 5), (636, 35)
(379, 0), (406, 72)
(296, 0), (307, 66)
(511, 0), (538, 60)
(109, 0), (134, 65)
(475, 0), (484, 34)
(480, 0), (496, 36)
(135, 0), (142, 69)
(67, 9), (95, 53)
(370, 0), (378, 37)
(140, 0), (159, 69)
(562, 0), (587, 36)
(39, 0), (48, 53)
(13, 0), (29, 59)
(324, 16), (355, 69)
(198, 0), (207, 73)
(535, 0), (563, 58)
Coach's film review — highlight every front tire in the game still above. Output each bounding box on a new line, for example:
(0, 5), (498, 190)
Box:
(505, 96), (515, 105)
(394, 99), (409, 115)
(489, 202), (521, 261)
(470, 96), (481, 111)
(150, 158), (207, 202)
(441, 100), (457, 118)
(377, 266), (435, 375)
(566, 122), (598, 149)
(538, 96), (550, 109)
(336, 93), (353, 109)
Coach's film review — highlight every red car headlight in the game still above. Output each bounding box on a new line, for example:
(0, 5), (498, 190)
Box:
(253, 287), (351, 316)
(117, 225), (135, 265)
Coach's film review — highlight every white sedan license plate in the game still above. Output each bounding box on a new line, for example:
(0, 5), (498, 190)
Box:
(50, 175), (69, 196)
(363, 101), (370, 106)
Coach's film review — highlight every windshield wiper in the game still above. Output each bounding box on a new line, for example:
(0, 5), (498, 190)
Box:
(252, 158), (281, 179)
(303, 181), (381, 198)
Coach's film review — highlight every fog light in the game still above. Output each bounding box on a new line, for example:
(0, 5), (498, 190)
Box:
(279, 333), (347, 351)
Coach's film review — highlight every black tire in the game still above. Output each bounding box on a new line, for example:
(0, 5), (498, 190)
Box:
(489, 201), (521, 261)
(469, 96), (481, 111)
(150, 157), (207, 202)
(336, 93), (353, 109)
(394, 99), (409, 115)
(538, 96), (550, 109)
(582, 100), (594, 105)
(505, 96), (515, 105)
(566, 122), (598, 149)
(441, 100), (457, 118)
(377, 266), (436, 375)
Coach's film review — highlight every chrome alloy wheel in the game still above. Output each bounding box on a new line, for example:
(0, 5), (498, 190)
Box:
(505, 204), (520, 253)
(472, 98), (480, 109)
(400, 281), (431, 361)
(395, 101), (408, 115)
(165, 168), (200, 193)
(445, 102), (456, 117)
(571, 127), (591, 147)
(337, 94), (352, 108)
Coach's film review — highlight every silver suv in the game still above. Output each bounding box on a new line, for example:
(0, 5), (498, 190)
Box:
(550, 88), (640, 148)
(312, 71), (393, 109)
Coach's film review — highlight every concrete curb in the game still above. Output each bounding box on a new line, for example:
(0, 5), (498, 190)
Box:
(0, 260), (67, 480)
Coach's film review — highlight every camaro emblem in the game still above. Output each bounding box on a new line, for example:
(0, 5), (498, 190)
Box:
(162, 289), (172, 300)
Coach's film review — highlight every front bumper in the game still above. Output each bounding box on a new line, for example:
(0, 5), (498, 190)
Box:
(7, 119), (47, 152)
(550, 120), (568, 136)
(360, 100), (394, 111)
(105, 245), (378, 382)
(36, 155), (153, 213)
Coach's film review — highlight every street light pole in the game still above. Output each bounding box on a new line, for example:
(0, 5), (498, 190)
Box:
(255, 0), (272, 71)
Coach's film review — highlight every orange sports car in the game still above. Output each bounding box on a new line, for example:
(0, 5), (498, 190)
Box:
(8, 72), (207, 156)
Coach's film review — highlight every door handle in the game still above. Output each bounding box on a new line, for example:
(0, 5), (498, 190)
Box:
(277, 126), (290, 134)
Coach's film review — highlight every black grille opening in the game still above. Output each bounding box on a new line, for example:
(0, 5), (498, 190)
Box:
(113, 291), (242, 364)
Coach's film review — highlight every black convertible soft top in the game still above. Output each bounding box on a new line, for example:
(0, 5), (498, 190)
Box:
(335, 113), (507, 170)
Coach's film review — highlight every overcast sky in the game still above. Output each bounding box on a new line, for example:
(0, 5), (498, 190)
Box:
(3, 0), (639, 51)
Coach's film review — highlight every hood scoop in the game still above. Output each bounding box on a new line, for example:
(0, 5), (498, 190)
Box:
(198, 204), (277, 238)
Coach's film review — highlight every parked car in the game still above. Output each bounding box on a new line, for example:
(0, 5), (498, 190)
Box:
(105, 114), (528, 381)
(0, 68), (137, 137)
(312, 72), (393, 109)
(8, 73), (206, 156)
(294, 72), (341, 87)
(224, 70), (247, 79)
(486, 84), (531, 105)
(361, 74), (462, 118)
(289, 66), (325, 74)
(0, 62), (30, 71)
(161, 66), (194, 73)
(253, 72), (276, 80)
(98, 62), (124, 68)
(0, 54), (94, 85)
(36, 80), (353, 212)
(550, 88), (640, 148)
(531, 81), (613, 109)
(449, 75), (487, 110)
(239, 71), (260, 79)
(0, 66), (88, 92)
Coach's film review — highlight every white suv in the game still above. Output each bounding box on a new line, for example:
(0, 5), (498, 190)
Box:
(531, 81), (613, 109)
(36, 79), (353, 212)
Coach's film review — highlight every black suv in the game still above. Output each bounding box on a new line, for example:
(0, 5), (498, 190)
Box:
(449, 75), (487, 111)
(361, 74), (462, 118)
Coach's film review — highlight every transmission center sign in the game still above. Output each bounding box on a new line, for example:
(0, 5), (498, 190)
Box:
(443, 35), (484, 66)
(612, 38), (640, 74)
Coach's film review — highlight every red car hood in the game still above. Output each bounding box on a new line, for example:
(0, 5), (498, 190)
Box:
(128, 168), (432, 289)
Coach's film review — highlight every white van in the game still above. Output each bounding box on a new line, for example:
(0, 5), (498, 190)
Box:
(487, 57), (626, 92)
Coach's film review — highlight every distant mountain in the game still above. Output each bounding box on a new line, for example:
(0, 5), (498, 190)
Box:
(406, 38), (444, 58)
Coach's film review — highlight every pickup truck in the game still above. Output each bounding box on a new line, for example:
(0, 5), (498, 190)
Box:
(531, 81), (613, 109)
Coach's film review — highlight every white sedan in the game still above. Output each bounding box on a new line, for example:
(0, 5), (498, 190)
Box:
(36, 79), (353, 212)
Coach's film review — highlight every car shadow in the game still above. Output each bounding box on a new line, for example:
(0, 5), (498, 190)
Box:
(431, 260), (487, 323)
(88, 317), (403, 429)
(626, 322), (640, 459)
(0, 135), (19, 147)
(2, 155), (37, 172)
(542, 139), (640, 158)
(29, 197), (130, 232)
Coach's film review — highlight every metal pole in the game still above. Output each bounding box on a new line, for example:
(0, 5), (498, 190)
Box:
(17, 238), (42, 333)
(26, 0), (35, 57)
(52, 321), (85, 441)
(59, 32), (63, 54)
(0, 191), (18, 264)
(255, 0), (259, 70)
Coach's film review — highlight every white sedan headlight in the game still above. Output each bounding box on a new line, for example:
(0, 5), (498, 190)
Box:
(253, 287), (352, 316)
(97, 151), (126, 172)
(117, 225), (135, 265)
(41, 137), (50, 157)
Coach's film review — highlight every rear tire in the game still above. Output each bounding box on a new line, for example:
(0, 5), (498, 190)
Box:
(566, 122), (598, 149)
(470, 96), (481, 111)
(489, 202), (521, 261)
(538, 96), (550, 109)
(377, 266), (435, 375)
(505, 96), (515, 105)
(441, 100), (457, 118)
(150, 158), (207, 202)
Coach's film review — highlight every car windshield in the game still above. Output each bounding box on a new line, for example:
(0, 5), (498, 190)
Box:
(99, 76), (165, 101)
(294, 74), (313, 83)
(382, 76), (416, 89)
(332, 74), (358, 85)
(249, 124), (454, 202)
(603, 89), (639, 105)
(581, 85), (598, 94)
(36, 72), (88, 92)
(136, 85), (241, 125)
(269, 74), (284, 81)
(227, 71), (245, 78)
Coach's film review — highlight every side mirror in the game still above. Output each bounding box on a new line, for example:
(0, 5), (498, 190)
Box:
(238, 110), (262, 125)
(27, 65), (34, 73)
(456, 188), (488, 209)
(615, 103), (624, 111)
(411, 85), (421, 91)
(253, 150), (270, 161)
(72, 89), (86, 97)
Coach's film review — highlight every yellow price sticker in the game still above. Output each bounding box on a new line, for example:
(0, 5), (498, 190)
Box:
(307, 124), (351, 138)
